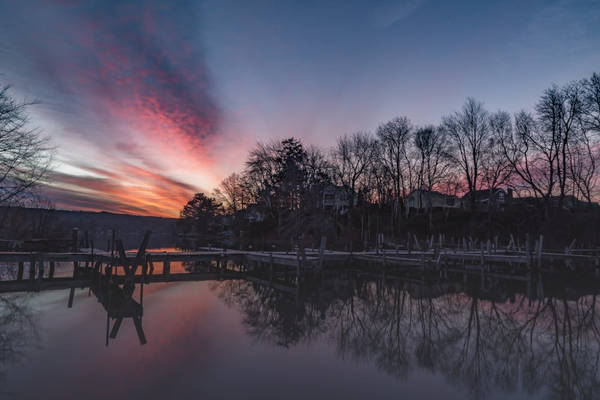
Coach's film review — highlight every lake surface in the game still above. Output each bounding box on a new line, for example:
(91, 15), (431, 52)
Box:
(1, 260), (598, 399)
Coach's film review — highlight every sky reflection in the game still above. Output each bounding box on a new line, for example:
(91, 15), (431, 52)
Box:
(2, 267), (598, 399)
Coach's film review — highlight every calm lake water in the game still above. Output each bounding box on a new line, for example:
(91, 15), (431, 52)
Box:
(1, 259), (598, 399)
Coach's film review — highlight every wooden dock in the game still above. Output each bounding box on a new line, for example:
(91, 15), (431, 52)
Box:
(1, 231), (599, 295)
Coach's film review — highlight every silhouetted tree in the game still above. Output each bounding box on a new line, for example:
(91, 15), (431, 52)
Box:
(331, 132), (378, 207)
(582, 72), (600, 132)
(179, 193), (222, 234)
(376, 117), (416, 218)
(536, 82), (585, 207)
(415, 125), (450, 228)
(0, 85), (52, 205)
(483, 111), (513, 192)
(213, 173), (248, 214)
(442, 98), (490, 209)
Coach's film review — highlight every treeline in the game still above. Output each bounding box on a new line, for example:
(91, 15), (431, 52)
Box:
(179, 72), (600, 246)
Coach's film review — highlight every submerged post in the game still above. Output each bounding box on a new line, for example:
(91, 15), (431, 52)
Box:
(318, 236), (327, 270)
(37, 260), (44, 281)
(537, 234), (543, 267)
(72, 228), (79, 252)
(17, 262), (24, 280)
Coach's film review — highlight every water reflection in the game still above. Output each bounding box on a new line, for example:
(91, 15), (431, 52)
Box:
(1, 266), (600, 399)
(0, 294), (38, 383)
(215, 272), (600, 400)
(90, 278), (146, 346)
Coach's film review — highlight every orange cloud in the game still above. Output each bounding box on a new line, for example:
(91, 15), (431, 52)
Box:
(46, 164), (202, 217)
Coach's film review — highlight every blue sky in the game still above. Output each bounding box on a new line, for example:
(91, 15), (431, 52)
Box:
(0, 0), (599, 215)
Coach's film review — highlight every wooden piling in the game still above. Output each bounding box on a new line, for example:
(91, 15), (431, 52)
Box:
(525, 233), (531, 268)
(29, 260), (35, 280)
(17, 262), (24, 280)
(37, 260), (44, 281)
(72, 228), (79, 252)
(318, 236), (327, 270)
(537, 235), (543, 267)
(68, 288), (75, 308)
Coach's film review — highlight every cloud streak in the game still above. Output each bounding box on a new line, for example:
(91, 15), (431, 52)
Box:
(45, 163), (197, 217)
(0, 0), (220, 215)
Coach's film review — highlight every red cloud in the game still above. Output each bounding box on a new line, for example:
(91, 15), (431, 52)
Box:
(46, 164), (201, 217)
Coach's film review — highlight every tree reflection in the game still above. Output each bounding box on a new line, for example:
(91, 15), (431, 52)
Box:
(0, 294), (38, 382)
(216, 273), (600, 400)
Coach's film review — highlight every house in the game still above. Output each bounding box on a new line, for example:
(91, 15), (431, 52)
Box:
(406, 189), (460, 209)
(512, 195), (599, 210)
(461, 188), (509, 208)
(244, 205), (265, 223)
(322, 185), (355, 214)
(549, 195), (598, 209)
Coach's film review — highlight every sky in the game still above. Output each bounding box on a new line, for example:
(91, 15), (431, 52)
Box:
(0, 0), (599, 217)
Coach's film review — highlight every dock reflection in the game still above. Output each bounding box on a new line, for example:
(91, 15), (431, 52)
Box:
(2, 264), (600, 399)
(91, 278), (146, 346)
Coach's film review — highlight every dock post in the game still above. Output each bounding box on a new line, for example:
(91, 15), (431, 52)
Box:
(29, 260), (35, 280)
(163, 261), (170, 275)
(111, 229), (116, 257)
(72, 228), (79, 252)
(537, 235), (543, 267)
(480, 265), (485, 290)
(68, 288), (75, 308)
(318, 236), (327, 270)
(37, 260), (44, 281)
(525, 234), (531, 268)
(17, 262), (24, 280)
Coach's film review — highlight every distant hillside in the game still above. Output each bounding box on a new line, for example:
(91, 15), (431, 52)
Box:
(0, 207), (177, 249)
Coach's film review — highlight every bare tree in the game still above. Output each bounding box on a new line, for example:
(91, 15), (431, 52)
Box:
(570, 72), (600, 204)
(415, 126), (449, 195)
(376, 117), (416, 218)
(536, 82), (585, 207)
(582, 72), (600, 133)
(482, 111), (513, 192)
(415, 125), (450, 228)
(568, 131), (599, 204)
(244, 141), (281, 209)
(442, 98), (490, 209)
(304, 145), (331, 187)
(213, 172), (248, 214)
(330, 132), (378, 207)
(0, 85), (52, 205)
(498, 111), (557, 208)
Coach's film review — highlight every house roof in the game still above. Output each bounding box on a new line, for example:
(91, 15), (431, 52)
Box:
(408, 189), (456, 198)
(462, 188), (505, 200)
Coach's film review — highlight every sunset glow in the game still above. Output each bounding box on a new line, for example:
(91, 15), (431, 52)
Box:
(1, 0), (598, 216)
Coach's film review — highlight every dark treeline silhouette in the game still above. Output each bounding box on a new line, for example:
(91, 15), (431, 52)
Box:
(179, 72), (600, 249)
